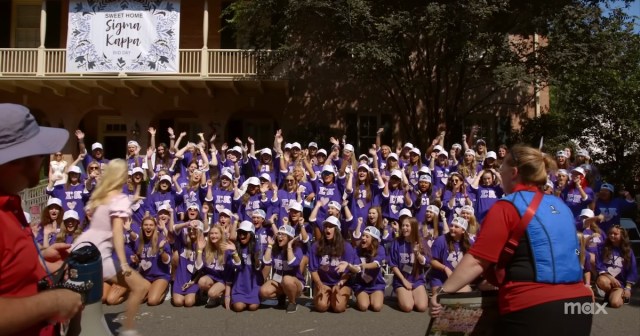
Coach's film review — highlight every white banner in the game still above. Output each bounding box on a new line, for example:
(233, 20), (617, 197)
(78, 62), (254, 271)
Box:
(66, 0), (180, 73)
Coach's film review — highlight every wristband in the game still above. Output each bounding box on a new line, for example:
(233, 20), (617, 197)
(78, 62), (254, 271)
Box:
(267, 244), (273, 249)
(197, 249), (203, 254)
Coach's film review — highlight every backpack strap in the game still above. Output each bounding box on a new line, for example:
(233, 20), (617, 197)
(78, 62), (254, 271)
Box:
(486, 191), (544, 286)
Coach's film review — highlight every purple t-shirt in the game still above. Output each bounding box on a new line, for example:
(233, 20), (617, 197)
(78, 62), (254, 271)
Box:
(134, 237), (171, 282)
(264, 246), (305, 284)
(596, 246), (638, 284)
(312, 180), (344, 224)
(429, 235), (465, 287)
(594, 198), (636, 234)
(46, 183), (89, 221)
(583, 228), (604, 255)
(388, 238), (426, 289)
(172, 230), (198, 295)
(561, 186), (594, 222)
(199, 249), (234, 284)
(381, 188), (407, 220)
(352, 245), (387, 294)
(309, 241), (358, 286)
(349, 183), (382, 225)
(231, 244), (264, 305)
(472, 185), (504, 223)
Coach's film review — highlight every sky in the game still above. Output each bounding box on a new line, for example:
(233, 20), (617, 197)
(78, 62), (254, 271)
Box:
(604, 0), (640, 32)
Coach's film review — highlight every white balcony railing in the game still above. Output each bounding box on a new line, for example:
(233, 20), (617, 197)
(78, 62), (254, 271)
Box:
(0, 48), (266, 77)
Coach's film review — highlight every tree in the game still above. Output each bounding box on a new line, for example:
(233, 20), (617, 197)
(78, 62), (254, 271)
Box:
(226, 0), (581, 148)
(514, 3), (640, 188)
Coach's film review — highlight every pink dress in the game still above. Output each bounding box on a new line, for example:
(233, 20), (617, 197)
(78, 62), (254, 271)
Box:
(74, 194), (132, 280)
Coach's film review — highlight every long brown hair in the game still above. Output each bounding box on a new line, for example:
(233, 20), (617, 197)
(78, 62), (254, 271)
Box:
(422, 211), (440, 239)
(446, 230), (471, 254)
(400, 217), (423, 277)
(316, 225), (345, 257)
(355, 169), (373, 203)
(602, 226), (632, 267)
(356, 235), (379, 261)
(367, 206), (384, 231)
(138, 216), (160, 257)
(40, 203), (63, 227)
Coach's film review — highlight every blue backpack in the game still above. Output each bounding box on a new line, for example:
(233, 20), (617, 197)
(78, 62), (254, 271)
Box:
(504, 191), (583, 284)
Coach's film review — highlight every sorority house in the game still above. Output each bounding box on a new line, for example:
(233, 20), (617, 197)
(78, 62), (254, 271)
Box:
(0, 0), (548, 158)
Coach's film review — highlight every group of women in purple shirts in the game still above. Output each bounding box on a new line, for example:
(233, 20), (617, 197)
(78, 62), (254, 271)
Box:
(32, 127), (637, 313)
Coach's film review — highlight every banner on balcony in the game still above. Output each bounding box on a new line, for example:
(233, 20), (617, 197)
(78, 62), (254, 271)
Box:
(66, 0), (180, 73)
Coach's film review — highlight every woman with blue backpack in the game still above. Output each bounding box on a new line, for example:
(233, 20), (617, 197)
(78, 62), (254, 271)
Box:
(430, 144), (593, 336)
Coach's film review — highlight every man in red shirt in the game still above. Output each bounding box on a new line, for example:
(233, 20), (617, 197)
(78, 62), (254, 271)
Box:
(0, 103), (83, 336)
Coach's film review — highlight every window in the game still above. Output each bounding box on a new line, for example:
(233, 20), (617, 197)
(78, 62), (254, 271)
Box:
(13, 3), (40, 48)
(345, 113), (392, 153)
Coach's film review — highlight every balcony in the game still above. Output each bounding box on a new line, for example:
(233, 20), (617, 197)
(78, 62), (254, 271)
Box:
(0, 48), (268, 78)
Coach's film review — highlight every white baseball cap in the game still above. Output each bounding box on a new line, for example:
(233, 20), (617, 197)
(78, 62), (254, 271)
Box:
(327, 201), (342, 211)
(238, 220), (255, 233)
(291, 142), (302, 150)
(228, 146), (243, 154)
(284, 143), (292, 150)
(438, 151), (449, 158)
(187, 203), (200, 211)
(576, 149), (590, 159)
(571, 167), (586, 176)
(419, 175), (432, 183)
(159, 175), (172, 184)
(278, 225), (296, 238)
(218, 208), (232, 218)
(344, 144), (355, 152)
(221, 171), (233, 180)
(245, 177), (260, 186)
(317, 149), (328, 156)
(433, 145), (444, 153)
(47, 198), (62, 208)
(260, 148), (273, 156)
(486, 151), (497, 160)
(465, 149), (476, 156)
(390, 170), (403, 179)
(556, 150), (568, 158)
(252, 209), (266, 219)
(427, 205), (439, 214)
(357, 163), (372, 172)
(158, 204), (171, 213)
(322, 216), (341, 230)
(580, 208), (595, 218)
(461, 205), (474, 215)
(419, 166), (431, 175)
(410, 148), (421, 156)
(308, 142), (318, 149)
(127, 140), (139, 148)
(387, 153), (399, 161)
(363, 226), (381, 242)
(287, 201), (303, 213)
(68, 166), (82, 174)
(452, 143), (462, 150)
(259, 173), (271, 182)
(322, 165), (335, 174)
(557, 169), (569, 177)
(131, 167), (144, 175)
(403, 143), (414, 149)
(451, 217), (468, 231)
(91, 142), (103, 151)
(398, 208), (412, 218)
(63, 210), (79, 221)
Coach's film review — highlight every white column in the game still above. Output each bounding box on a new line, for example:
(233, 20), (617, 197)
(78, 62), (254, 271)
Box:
(36, 0), (47, 76)
(200, 0), (209, 77)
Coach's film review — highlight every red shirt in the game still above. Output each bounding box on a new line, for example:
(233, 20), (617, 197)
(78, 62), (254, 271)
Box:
(469, 185), (592, 315)
(0, 195), (54, 336)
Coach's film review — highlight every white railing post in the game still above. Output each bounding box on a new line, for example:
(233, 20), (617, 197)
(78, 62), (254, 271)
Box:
(200, 0), (209, 77)
(36, 0), (47, 76)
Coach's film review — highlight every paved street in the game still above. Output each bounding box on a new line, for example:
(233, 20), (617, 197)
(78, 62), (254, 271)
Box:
(102, 293), (640, 336)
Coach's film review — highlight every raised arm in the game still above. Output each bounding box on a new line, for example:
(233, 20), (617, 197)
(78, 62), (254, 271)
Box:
(375, 128), (384, 149)
(167, 127), (176, 152)
(148, 127), (156, 151)
(75, 130), (87, 155)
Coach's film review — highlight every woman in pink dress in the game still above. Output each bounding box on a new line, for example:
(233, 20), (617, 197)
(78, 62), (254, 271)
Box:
(74, 159), (149, 336)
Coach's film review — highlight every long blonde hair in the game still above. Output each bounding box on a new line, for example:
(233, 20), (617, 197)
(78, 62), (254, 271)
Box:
(205, 224), (226, 266)
(87, 159), (128, 211)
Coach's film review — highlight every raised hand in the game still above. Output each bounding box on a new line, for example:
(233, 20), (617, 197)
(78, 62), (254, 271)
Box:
(146, 147), (154, 159)
(148, 127), (156, 136)
(329, 137), (339, 146)
(247, 137), (254, 145)
(235, 137), (243, 146)
(75, 130), (85, 140)
(167, 127), (174, 137)
(197, 233), (206, 250)
(377, 128), (384, 135)
(221, 143), (228, 152)
(180, 131), (187, 137)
